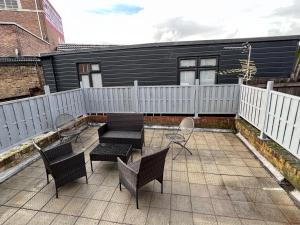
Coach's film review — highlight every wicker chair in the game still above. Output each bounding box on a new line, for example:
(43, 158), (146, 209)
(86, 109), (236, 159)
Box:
(117, 147), (169, 209)
(165, 117), (194, 160)
(32, 140), (88, 198)
(55, 113), (88, 143)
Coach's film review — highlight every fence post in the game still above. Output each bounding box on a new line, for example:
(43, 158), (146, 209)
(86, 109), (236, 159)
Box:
(235, 77), (243, 119)
(44, 85), (56, 129)
(133, 80), (139, 113)
(194, 79), (200, 117)
(259, 81), (274, 140)
(79, 81), (88, 115)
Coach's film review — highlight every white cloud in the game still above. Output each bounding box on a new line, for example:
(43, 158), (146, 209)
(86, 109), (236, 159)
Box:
(49, 0), (299, 45)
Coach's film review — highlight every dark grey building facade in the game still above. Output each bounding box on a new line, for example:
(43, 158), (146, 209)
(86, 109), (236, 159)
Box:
(41, 35), (300, 92)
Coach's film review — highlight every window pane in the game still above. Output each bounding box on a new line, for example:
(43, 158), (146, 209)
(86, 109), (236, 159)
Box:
(200, 58), (217, 67)
(180, 71), (195, 85)
(180, 59), (196, 68)
(78, 64), (90, 74)
(91, 64), (100, 71)
(5, 0), (18, 8)
(81, 75), (90, 88)
(91, 73), (102, 88)
(0, 0), (5, 8)
(199, 70), (216, 85)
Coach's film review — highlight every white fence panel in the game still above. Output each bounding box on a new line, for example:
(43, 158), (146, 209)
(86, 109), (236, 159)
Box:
(264, 91), (300, 158)
(197, 84), (240, 114)
(85, 87), (134, 113)
(0, 95), (52, 152)
(138, 86), (195, 114)
(239, 85), (266, 129)
(50, 89), (86, 121)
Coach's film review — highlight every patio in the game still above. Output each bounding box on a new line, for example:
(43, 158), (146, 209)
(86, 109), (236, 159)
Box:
(0, 127), (300, 225)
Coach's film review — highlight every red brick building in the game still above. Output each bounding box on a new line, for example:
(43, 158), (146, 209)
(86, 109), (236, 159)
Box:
(0, 0), (64, 100)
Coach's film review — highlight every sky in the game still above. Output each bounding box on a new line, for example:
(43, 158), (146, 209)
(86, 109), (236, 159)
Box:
(50, 0), (300, 45)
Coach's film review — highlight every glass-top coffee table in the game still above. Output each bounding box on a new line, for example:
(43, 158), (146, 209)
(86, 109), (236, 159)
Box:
(89, 143), (133, 172)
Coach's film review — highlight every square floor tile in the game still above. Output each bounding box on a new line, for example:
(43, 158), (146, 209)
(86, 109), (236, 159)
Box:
(146, 208), (170, 225)
(102, 202), (127, 223)
(124, 204), (148, 225)
(191, 197), (214, 215)
(171, 194), (192, 212)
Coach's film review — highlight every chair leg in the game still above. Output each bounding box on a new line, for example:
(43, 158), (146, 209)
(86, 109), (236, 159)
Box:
(136, 190), (139, 209)
(55, 186), (58, 198)
(173, 147), (184, 160)
(161, 180), (163, 194)
(90, 160), (93, 172)
(46, 172), (49, 184)
(119, 182), (122, 191)
(85, 175), (88, 184)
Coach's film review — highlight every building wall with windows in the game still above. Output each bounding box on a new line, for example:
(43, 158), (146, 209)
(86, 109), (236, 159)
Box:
(0, 0), (64, 54)
(41, 36), (300, 92)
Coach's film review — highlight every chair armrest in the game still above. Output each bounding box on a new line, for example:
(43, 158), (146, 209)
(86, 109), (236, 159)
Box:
(98, 123), (108, 137)
(117, 158), (137, 185)
(44, 142), (73, 161)
(50, 152), (85, 175)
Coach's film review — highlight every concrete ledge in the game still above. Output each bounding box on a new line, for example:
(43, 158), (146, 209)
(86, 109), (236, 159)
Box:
(0, 116), (88, 172)
(236, 119), (300, 191)
(88, 115), (236, 130)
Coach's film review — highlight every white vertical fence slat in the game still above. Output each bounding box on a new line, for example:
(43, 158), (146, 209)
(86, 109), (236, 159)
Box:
(239, 83), (300, 159)
(1, 82), (299, 159)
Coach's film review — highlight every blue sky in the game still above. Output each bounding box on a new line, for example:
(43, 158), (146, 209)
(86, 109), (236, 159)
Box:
(50, 0), (300, 45)
(89, 4), (143, 15)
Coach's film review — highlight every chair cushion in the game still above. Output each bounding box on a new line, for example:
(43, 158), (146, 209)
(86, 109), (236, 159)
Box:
(102, 131), (141, 140)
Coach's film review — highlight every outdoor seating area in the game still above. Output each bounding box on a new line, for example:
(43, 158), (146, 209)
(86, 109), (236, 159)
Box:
(1, 126), (300, 225)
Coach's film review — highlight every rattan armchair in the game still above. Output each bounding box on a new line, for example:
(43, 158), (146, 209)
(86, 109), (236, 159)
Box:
(32, 140), (88, 198)
(117, 147), (169, 209)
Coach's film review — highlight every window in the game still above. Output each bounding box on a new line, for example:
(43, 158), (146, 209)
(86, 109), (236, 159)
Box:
(0, 0), (20, 9)
(199, 70), (216, 85)
(180, 71), (196, 85)
(78, 63), (102, 88)
(178, 57), (218, 85)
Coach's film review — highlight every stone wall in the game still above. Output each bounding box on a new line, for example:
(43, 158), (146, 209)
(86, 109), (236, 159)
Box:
(0, 63), (45, 101)
(236, 119), (300, 190)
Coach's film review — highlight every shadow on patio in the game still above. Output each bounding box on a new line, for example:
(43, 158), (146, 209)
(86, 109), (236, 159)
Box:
(0, 127), (300, 225)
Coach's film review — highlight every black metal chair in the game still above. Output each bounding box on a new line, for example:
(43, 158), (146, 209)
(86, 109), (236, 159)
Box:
(117, 147), (169, 209)
(32, 140), (88, 198)
(55, 113), (88, 143)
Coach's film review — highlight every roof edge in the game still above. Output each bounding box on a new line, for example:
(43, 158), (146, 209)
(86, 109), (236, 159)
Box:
(41, 35), (300, 57)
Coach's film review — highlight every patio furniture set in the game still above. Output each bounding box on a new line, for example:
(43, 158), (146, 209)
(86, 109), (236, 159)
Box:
(33, 113), (194, 209)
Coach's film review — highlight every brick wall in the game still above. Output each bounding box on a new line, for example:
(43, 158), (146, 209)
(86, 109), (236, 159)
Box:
(0, 24), (50, 56)
(0, 63), (44, 100)
(0, 0), (64, 54)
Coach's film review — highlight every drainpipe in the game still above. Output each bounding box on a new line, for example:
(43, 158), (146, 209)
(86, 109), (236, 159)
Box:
(34, 0), (43, 39)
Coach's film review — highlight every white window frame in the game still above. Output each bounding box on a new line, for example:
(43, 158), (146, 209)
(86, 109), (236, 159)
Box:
(0, 0), (21, 9)
(178, 56), (218, 85)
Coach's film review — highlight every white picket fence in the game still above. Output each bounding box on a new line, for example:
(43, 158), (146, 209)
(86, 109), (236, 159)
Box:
(84, 84), (240, 115)
(0, 88), (86, 153)
(0, 81), (299, 159)
(239, 83), (300, 159)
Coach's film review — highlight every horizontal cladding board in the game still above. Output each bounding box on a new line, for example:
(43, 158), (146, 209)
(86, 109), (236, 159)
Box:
(101, 67), (177, 73)
(50, 40), (298, 59)
(220, 64), (293, 71)
(103, 74), (177, 81)
(53, 49), (296, 63)
(220, 57), (296, 64)
(104, 80), (176, 86)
